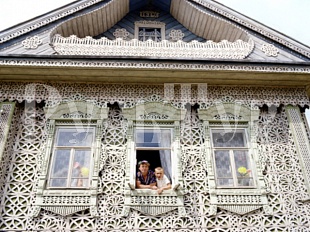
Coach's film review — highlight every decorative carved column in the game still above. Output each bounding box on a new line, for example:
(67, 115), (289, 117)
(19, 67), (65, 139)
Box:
(286, 106), (310, 202)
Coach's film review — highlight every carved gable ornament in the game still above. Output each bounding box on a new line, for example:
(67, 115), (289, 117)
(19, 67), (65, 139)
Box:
(48, 0), (255, 59)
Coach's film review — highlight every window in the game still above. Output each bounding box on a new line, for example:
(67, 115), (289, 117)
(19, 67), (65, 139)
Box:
(198, 101), (270, 215)
(134, 21), (165, 42)
(122, 101), (187, 217)
(138, 28), (162, 41)
(135, 127), (172, 184)
(32, 101), (108, 217)
(211, 129), (254, 188)
(48, 126), (95, 188)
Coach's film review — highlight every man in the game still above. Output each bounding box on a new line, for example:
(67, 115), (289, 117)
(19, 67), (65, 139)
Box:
(136, 160), (157, 189)
(154, 167), (171, 194)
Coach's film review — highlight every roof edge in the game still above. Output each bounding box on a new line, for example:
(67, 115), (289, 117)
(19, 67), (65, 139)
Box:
(193, 0), (310, 58)
(0, 0), (105, 44)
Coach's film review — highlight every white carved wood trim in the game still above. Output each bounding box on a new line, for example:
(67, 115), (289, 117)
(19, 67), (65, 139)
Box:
(33, 100), (108, 217)
(198, 102), (260, 122)
(122, 100), (186, 217)
(45, 100), (108, 120)
(285, 106), (310, 202)
(0, 102), (15, 163)
(199, 100), (270, 215)
(51, 34), (254, 59)
(122, 101), (186, 122)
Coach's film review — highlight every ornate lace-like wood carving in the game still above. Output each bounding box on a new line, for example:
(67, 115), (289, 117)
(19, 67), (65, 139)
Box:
(21, 36), (42, 49)
(261, 44), (279, 57)
(199, 100), (270, 215)
(285, 106), (310, 201)
(169, 29), (184, 41)
(113, 29), (129, 40)
(122, 100), (186, 217)
(0, 102), (15, 163)
(51, 34), (254, 59)
(1, 91), (310, 230)
(32, 100), (109, 217)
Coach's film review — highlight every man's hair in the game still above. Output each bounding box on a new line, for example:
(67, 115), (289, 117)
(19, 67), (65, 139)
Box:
(155, 167), (164, 172)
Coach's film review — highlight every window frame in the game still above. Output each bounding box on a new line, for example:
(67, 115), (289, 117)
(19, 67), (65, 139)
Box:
(133, 125), (174, 189)
(210, 127), (256, 189)
(47, 125), (96, 189)
(32, 101), (108, 218)
(122, 101), (187, 217)
(198, 102), (270, 215)
(134, 21), (166, 42)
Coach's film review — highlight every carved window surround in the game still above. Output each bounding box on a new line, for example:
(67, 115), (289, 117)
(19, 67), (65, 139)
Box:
(32, 100), (108, 217)
(51, 34), (254, 59)
(121, 101), (187, 216)
(198, 101), (270, 215)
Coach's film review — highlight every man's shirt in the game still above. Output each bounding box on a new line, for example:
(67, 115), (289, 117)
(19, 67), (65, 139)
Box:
(136, 170), (156, 185)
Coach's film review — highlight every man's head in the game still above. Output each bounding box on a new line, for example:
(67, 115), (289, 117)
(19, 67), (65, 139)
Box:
(155, 167), (164, 180)
(138, 160), (150, 174)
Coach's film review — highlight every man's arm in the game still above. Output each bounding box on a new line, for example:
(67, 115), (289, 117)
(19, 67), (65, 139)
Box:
(136, 180), (157, 189)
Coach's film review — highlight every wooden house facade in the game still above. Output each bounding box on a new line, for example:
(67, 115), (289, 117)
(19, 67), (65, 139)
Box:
(0, 0), (310, 231)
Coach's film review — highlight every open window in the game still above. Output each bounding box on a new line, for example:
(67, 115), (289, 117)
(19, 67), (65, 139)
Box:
(198, 101), (270, 215)
(32, 101), (108, 217)
(135, 127), (173, 185)
(122, 100), (186, 217)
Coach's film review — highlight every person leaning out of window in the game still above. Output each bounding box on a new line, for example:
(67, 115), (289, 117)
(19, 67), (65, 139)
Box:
(136, 160), (157, 189)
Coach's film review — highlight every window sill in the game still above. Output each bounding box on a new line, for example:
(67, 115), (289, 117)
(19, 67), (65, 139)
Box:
(43, 189), (92, 195)
(130, 189), (183, 196)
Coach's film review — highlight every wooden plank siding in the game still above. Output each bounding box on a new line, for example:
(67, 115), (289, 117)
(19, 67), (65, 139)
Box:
(97, 9), (206, 43)
(49, 0), (129, 39)
(171, 0), (249, 43)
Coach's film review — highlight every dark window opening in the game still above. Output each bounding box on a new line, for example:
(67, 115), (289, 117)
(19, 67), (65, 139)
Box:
(136, 150), (172, 184)
(136, 150), (161, 173)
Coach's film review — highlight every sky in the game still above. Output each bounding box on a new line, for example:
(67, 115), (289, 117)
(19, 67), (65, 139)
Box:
(0, 0), (309, 46)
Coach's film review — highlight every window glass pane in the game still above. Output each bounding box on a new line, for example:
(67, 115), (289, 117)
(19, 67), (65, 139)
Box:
(139, 28), (161, 41)
(212, 130), (246, 147)
(51, 149), (70, 178)
(136, 129), (171, 147)
(234, 150), (254, 187)
(50, 179), (67, 187)
(56, 127), (94, 146)
(71, 150), (91, 187)
(214, 150), (234, 187)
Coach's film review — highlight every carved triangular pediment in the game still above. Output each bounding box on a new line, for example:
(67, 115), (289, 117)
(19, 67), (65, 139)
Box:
(0, 0), (308, 62)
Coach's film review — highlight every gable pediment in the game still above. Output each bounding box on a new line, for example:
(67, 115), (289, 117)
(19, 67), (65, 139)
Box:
(0, 0), (309, 63)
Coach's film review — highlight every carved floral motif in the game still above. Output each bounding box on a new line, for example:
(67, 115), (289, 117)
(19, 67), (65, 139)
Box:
(169, 29), (184, 41)
(22, 36), (42, 49)
(113, 28), (129, 40)
(261, 43), (279, 57)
